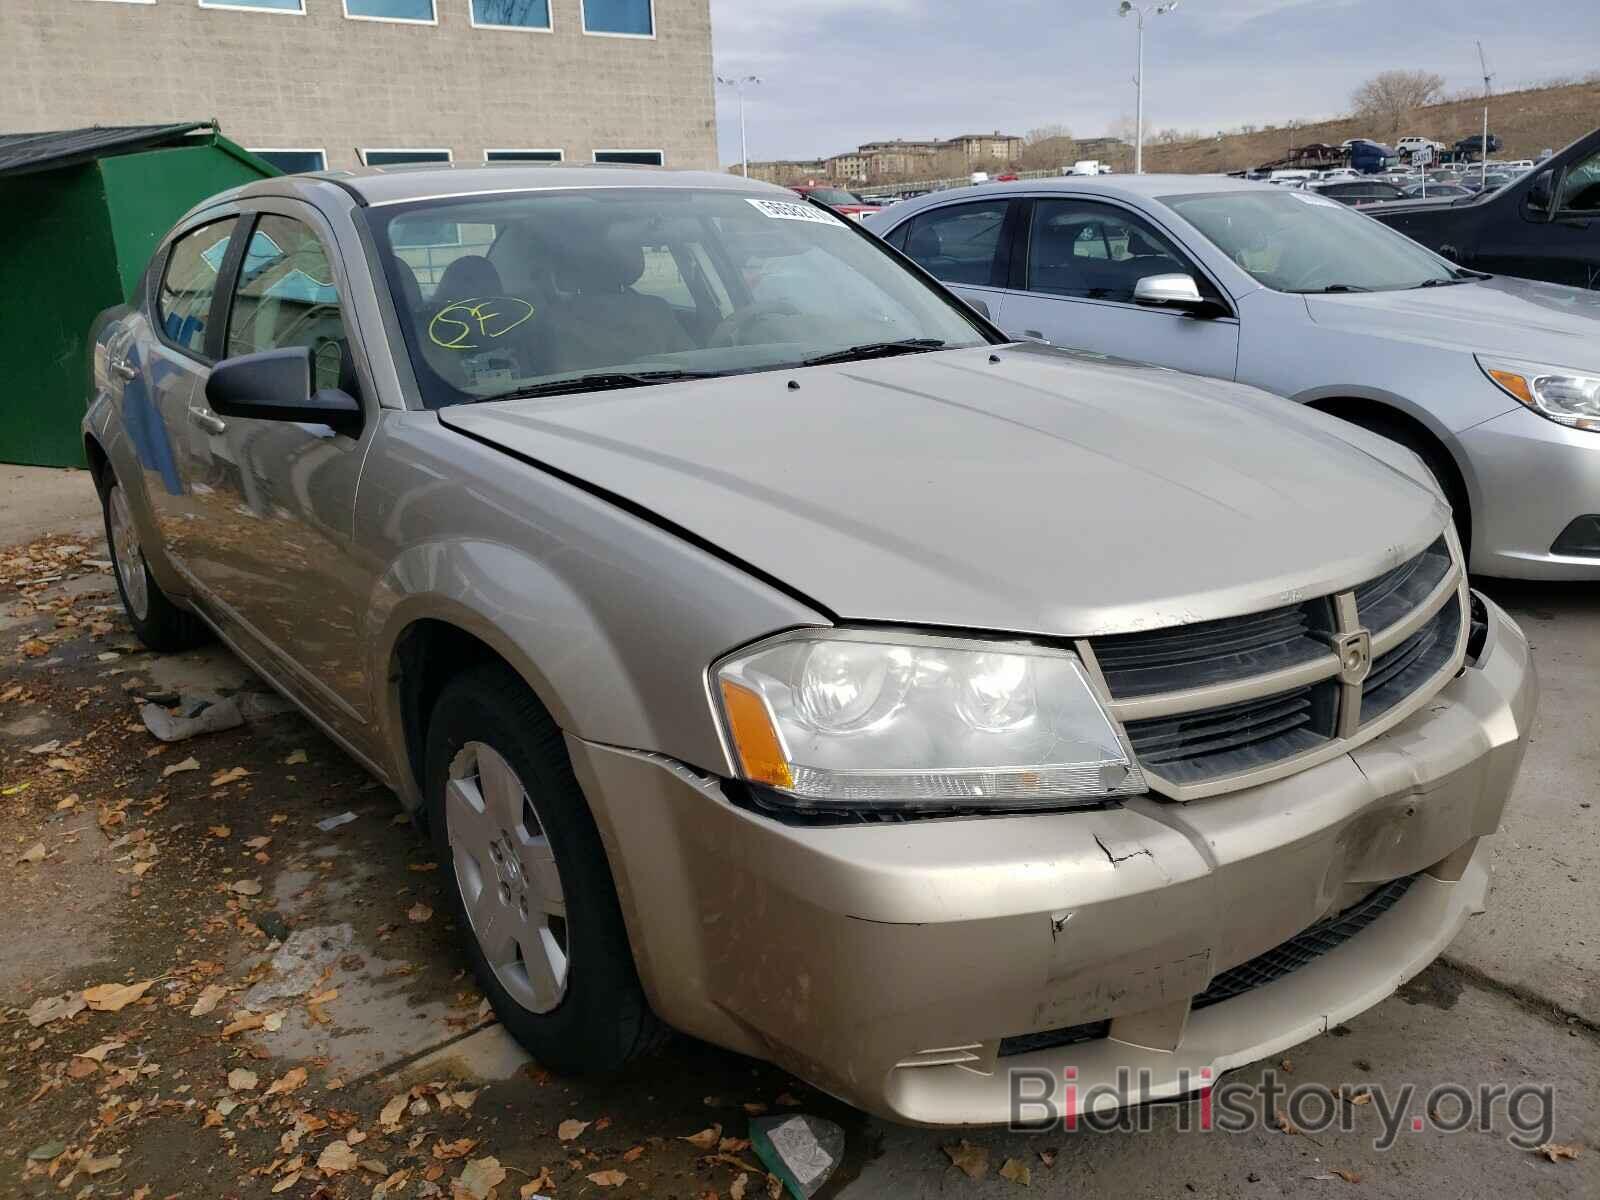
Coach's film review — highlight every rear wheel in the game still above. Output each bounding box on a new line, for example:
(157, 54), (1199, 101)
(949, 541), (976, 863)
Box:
(424, 664), (661, 1074)
(102, 480), (209, 652)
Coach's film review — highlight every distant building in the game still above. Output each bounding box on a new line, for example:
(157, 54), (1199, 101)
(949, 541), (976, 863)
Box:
(944, 132), (1024, 164)
(744, 159), (828, 185)
(825, 152), (870, 183)
(857, 139), (944, 177)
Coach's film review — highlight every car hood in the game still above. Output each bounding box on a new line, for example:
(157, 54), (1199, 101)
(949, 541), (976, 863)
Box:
(439, 346), (1447, 637)
(1303, 275), (1600, 369)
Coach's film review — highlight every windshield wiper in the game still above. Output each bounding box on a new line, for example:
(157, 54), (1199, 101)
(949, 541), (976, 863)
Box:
(485, 369), (724, 402)
(800, 338), (946, 367)
(1290, 283), (1372, 294)
(1413, 277), (1473, 288)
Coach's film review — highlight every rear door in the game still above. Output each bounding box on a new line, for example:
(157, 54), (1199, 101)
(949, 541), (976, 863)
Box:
(181, 200), (385, 744)
(998, 196), (1240, 379)
(132, 214), (243, 572)
(886, 198), (1019, 324)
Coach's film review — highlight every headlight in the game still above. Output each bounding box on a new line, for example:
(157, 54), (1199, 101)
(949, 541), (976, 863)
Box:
(1478, 354), (1600, 432)
(711, 629), (1144, 809)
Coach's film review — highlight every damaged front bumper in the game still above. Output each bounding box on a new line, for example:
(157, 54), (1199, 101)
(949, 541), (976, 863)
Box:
(568, 592), (1535, 1126)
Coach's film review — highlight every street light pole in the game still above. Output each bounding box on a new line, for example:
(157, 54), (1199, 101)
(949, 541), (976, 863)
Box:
(1118, 1), (1179, 175)
(716, 74), (761, 177)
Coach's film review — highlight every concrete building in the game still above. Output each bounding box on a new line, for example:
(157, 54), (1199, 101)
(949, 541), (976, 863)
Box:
(0, 1), (717, 173)
(945, 131), (1023, 164)
(745, 158), (826, 185)
(856, 138), (942, 177)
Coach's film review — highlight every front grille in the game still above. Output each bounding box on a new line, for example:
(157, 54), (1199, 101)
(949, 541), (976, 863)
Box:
(1193, 873), (1418, 1009)
(998, 874), (1418, 1056)
(1122, 683), (1335, 785)
(1363, 594), (1461, 722)
(1087, 535), (1462, 794)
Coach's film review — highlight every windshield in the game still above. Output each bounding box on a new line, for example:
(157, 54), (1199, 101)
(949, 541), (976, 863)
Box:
(804, 188), (864, 206)
(1163, 189), (1459, 292)
(371, 188), (989, 408)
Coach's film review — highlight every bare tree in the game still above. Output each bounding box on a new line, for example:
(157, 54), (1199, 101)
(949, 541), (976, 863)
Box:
(1351, 69), (1446, 140)
(1024, 124), (1073, 145)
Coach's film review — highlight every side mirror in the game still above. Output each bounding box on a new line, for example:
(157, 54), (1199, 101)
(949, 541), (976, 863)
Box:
(1526, 169), (1557, 221)
(964, 296), (992, 320)
(206, 346), (362, 436)
(1133, 273), (1218, 315)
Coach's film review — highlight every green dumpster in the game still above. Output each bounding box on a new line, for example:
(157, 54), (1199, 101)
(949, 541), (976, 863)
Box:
(0, 123), (279, 467)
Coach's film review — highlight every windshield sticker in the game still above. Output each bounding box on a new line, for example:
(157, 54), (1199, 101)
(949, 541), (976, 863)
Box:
(428, 296), (535, 350)
(745, 197), (845, 227)
(1290, 192), (1343, 208)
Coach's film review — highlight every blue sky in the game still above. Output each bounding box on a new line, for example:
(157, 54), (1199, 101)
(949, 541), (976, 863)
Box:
(709, 0), (1600, 165)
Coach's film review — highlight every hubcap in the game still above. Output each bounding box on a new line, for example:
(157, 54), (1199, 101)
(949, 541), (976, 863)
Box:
(107, 485), (149, 622)
(445, 742), (569, 1013)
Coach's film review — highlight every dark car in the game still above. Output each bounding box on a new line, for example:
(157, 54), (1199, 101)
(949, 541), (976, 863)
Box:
(1308, 178), (1408, 206)
(1402, 183), (1473, 199)
(1455, 133), (1504, 159)
(1371, 127), (1600, 290)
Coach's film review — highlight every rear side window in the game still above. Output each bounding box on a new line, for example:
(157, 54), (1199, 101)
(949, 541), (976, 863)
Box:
(898, 201), (1011, 286)
(227, 216), (348, 392)
(156, 218), (238, 356)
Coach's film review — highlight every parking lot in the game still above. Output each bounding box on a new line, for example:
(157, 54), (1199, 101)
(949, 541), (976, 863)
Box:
(1, 467), (1594, 1197)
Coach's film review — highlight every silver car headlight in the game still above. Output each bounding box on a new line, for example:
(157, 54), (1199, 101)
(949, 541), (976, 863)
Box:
(711, 629), (1144, 809)
(1478, 354), (1600, 432)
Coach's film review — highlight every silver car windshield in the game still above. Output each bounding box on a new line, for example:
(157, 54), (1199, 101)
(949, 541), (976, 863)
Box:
(371, 188), (990, 408)
(1164, 190), (1461, 293)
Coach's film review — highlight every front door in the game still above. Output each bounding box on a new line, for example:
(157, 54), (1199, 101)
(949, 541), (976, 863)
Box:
(182, 203), (382, 745)
(1000, 197), (1240, 380)
(1476, 147), (1600, 290)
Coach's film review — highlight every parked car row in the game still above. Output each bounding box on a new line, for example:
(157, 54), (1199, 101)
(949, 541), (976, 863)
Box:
(84, 160), (1553, 1130)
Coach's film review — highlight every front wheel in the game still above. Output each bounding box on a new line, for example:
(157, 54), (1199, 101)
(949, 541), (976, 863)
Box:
(102, 479), (209, 652)
(424, 664), (661, 1074)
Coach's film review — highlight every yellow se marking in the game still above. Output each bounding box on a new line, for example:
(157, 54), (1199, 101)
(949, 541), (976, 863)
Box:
(428, 295), (535, 350)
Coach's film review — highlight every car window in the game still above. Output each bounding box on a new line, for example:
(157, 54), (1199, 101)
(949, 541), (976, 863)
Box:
(898, 201), (1010, 286)
(1557, 148), (1600, 213)
(226, 215), (348, 393)
(156, 218), (239, 356)
(1025, 199), (1204, 304)
(372, 188), (991, 409)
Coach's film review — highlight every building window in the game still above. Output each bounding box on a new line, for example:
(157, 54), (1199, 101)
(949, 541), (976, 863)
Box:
(78, 2), (157, 7)
(361, 148), (452, 166)
(250, 149), (328, 174)
(471, 0), (551, 30)
(198, 0), (304, 13)
(485, 149), (564, 162)
(581, 0), (653, 37)
(594, 149), (663, 166)
(344, 0), (436, 23)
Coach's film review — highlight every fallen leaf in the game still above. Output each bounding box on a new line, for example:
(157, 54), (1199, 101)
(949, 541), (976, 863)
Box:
(68, 1057), (99, 1079)
(944, 1139), (990, 1180)
(228, 879), (263, 897)
(622, 1144), (646, 1162)
(1280, 1057), (1295, 1074)
(1535, 1142), (1582, 1163)
(319, 1140), (358, 1173)
(221, 1011), (265, 1037)
(520, 1167), (556, 1198)
(74, 1040), (125, 1063)
(433, 1137), (478, 1160)
(27, 992), (86, 1027)
(381, 1093), (408, 1128)
(1038, 1150), (1057, 1168)
(587, 1170), (627, 1188)
(264, 1066), (308, 1097)
(458, 1157), (508, 1198)
(450, 1089), (478, 1110)
(271, 1171), (301, 1193)
(407, 902), (433, 923)
(17, 842), (46, 865)
(190, 983), (227, 1016)
(55, 794), (79, 811)
(132, 860), (154, 878)
(999, 1157), (1031, 1187)
(83, 979), (154, 1012)
(26, 1140), (66, 1162)
(284, 749), (308, 765)
(766, 1175), (783, 1199)
(1275, 1108), (1301, 1136)
(228, 1068), (259, 1091)
(81, 1154), (122, 1176)
(683, 1124), (722, 1150)
(162, 756), (200, 777)
(558, 1117), (591, 1142)
(1329, 1168), (1361, 1183)
(245, 836), (272, 850)
(211, 766), (250, 787)
(730, 1172), (750, 1199)
(208, 825), (232, 838)
(263, 1009), (286, 1032)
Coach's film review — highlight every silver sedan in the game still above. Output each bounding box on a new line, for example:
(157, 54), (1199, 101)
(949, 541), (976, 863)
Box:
(867, 176), (1600, 578)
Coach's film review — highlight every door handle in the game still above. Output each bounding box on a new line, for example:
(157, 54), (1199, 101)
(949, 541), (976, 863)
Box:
(112, 360), (137, 380)
(188, 406), (227, 436)
(1019, 329), (1052, 345)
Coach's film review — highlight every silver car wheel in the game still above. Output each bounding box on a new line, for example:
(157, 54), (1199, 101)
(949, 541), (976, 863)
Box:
(446, 741), (570, 1014)
(107, 484), (150, 622)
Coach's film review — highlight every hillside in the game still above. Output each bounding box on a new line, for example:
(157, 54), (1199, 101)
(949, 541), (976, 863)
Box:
(1114, 79), (1600, 174)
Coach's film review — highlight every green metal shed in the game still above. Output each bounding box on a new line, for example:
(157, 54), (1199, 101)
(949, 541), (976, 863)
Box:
(0, 122), (279, 467)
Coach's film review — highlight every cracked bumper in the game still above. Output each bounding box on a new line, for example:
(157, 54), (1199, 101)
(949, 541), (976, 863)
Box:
(567, 594), (1535, 1126)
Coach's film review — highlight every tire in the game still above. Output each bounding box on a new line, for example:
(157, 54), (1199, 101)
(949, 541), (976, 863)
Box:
(424, 663), (661, 1074)
(101, 479), (210, 653)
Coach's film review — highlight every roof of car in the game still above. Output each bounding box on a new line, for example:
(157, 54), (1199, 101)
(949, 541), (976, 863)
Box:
(868, 173), (1274, 224)
(220, 163), (794, 208)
